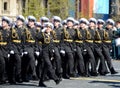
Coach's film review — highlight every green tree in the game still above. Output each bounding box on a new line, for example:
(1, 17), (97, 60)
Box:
(48, 0), (69, 19)
(23, 0), (45, 20)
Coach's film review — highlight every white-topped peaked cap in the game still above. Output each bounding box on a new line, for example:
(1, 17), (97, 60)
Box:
(28, 15), (36, 22)
(89, 18), (97, 24)
(66, 17), (75, 23)
(52, 16), (61, 22)
(106, 19), (115, 25)
(16, 15), (25, 22)
(97, 19), (105, 24)
(44, 22), (54, 29)
(74, 20), (79, 25)
(40, 16), (49, 22)
(35, 22), (41, 27)
(79, 18), (89, 25)
(2, 16), (11, 24)
(62, 20), (67, 25)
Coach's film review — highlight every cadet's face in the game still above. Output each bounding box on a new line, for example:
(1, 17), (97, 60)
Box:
(2, 21), (8, 27)
(28, 21), (35, 27)
(54, 21), (60, 27)
(46, 26), (52, 33)
(89, 22), (96, 27)
(80, 23), (86, 28)
(107, 24), (113, 29)
(67, 21), (73, 27)
(97, 24), (103, 28)
(16, 20), (23, 26)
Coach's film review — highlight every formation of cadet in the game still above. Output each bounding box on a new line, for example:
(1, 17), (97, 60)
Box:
(0, 15), (119, 87)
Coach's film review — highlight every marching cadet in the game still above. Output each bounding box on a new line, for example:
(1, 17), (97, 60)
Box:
(52, 16), (62, 79)
(73, 18), (88, 76)
(37, 22), (61, 87)
(94, 19), (109, 75)
(34, 22), (43, 79)
(22, 16), (37, 82)
(0, 16), (11, 84)
(102, 19), (118, 74)
(8, 15), (25, 84)
(84, 18), (98, 76)
(62, 17), (76, 78)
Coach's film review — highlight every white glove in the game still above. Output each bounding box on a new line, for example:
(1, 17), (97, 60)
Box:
(83, 49), (87, 52)
(52, 49), (55, 53)
(74, 49), (77, 52)
(60, 50), (65, 54)
(8, 54), (10, 58)
(35, 51), (40, 56)
(41, 28), (47, 32)
(21, 52), (24, 56)
(51, 57), (54, 61)
(110, 50), (112, 52)
(24, 51), (28, 55)
(10, 50), (14, 54)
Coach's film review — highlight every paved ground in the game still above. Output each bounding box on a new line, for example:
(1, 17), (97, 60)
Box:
(0, 60), (120, 88)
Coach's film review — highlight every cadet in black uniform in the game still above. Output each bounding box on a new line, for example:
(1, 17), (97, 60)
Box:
(8, 15), (25, 84)
(94, 19), (108, 75)
(84, 18), (98, 76)
(34, 22), (43, 79)
(52, 16), (62, 79)
(62, 17), (75, 78)
(0, 16), (11, 84)
(37, 22), (61, 87)
(73, 18), (87, 76)
(102, 19), (118, 74)
(22, 16), (37, 82)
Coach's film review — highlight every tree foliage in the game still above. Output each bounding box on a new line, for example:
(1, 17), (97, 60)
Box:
(22, 0), (69, 20)
(48, 0), (69, 19)
(23, 0), (45, 20)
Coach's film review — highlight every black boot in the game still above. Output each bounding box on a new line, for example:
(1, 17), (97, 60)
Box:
(110, 67), (118, 74)
(38, 81), (47, 87)
(55, 79), (61, 85)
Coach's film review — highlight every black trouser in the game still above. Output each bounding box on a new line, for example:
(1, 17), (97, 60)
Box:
(35, 45), (43, 79)
(22, 46), (36, 80)
(0, 46), (9, 82)
(8, 53), (21, 82)
(52, 46), (62, 77)
(0, 50), (6, 82)
(102, 44), (114, 70)
(62, 42), (74, 76)
(84, 43), (97, 75)
(74, 45), (85, 75)
(39, 49), (58, 83)
(94, 43), (107, 74)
